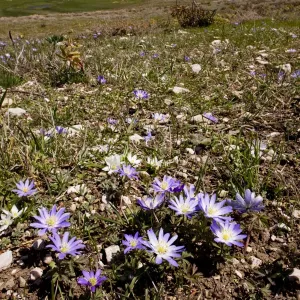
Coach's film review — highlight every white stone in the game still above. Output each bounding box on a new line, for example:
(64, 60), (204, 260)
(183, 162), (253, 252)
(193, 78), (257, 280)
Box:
(235, 270), (244, 279)
(43, 254), (53, 265)
(246, 246), (252, 253)
(2, 98), (13, 107)
(293, 210), (300, 219)
(171, 86), (190, 94)
(185, 148), (195, 155)
(67, 124), (84, 136)
(105, 245), (120, 263)
(30, 267), (43, 281)
(5, 107), (27, 117)
(250, 256), (262, 269)
(191, 115), (209, 124)
(0, 251), (13, 271)
(191, 64), (201, 74)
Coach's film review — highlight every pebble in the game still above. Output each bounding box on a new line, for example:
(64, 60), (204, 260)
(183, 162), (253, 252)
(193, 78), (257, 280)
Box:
(235, 270), (244, 279)
(5, 107), (27, 117)
(104, 245), (120, 263)
(250, 256), (262, 269)
(2, 98), (13, 107)
(293, 210), (300, 219)
(171, 86), (190, 94)
(191, 114), (210, 124)
(246, 246), (252, 253)
(0, 250), (13, 271)
(19, 277), (26, 288)
(191, 64), (201, 74)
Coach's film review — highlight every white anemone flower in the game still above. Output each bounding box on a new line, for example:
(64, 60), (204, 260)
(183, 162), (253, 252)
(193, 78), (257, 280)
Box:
(102, 154), (123, 174)
(0, 214), (13, 233)
(147, 157), (163, 169)
(2, 205), (27, 219)
(125, 153), (141, 167)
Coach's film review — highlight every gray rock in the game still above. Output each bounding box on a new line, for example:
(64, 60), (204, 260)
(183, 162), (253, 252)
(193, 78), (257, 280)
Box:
(19, 276), (26, 288)
(0, 250), (13, 271)
(104, 245), (120, 263)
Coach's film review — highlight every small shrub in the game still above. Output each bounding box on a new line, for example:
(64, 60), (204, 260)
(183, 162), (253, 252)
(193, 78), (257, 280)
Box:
(171, 0), (216, 27)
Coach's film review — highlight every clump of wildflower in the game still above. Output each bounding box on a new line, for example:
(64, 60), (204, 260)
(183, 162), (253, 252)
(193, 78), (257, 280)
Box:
(210, 220), (247, 247)
(2, 205), (27, 219)
(152, 175), (181, 194)
(227, 189), (264, 213)
(47, 232), (85, 259)
(133, 89), (148, 99)
(137, 194), (165, 210)
(291, 70), (300, 79)
(142, 228), (184, 267)
(12, 179), (37, 197)
(122, 232), (145, 253)
(169, 195), (199, 217)
(125, 153), (141, 167)
(144, 130), (154, 145)
(107, 118), (118, 125)
(198, 193), (232, 222)
(97, 75), (106, 84)
(77, 270), (107, 292)
(147, 156), (163, 170)
(0, 214), (13, 234)
(55, 126), (67, 134)
(118, 165), (139, 180)
(102, 154), (123, 174)
(30, 205), (71, 236)
(152, 113), (168, 123)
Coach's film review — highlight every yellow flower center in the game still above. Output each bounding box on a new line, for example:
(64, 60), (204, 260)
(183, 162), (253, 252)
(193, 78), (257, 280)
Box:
(181, 204), (190, 214)
(207, 206), (217, 216)
(46, 216), (57, 227)
(156, 242), (168, 255)
(221, 230), (232, 241)
(161, 181), (168, 190)
(130, 240), (137, 247)
(89, 277), (97, 286)
(12, 212), (18, 218)
(60, 243), (70, 253)
(22, 187), (29, 193)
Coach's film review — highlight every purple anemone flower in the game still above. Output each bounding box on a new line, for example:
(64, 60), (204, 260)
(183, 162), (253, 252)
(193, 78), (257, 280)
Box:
(184, 55), (190, 61)
(118, 164), (139, 180)
(142, 228), (184, 267)
(77, 270), (107, 292)
(210, 220), (247, 247)
(55, 126), (67, 134)
(47, 232), (85, 259)
(122, 232), (145, 254)
(152, 175), (180, 194)
(133, 89), (149, 99)
(169, 195), (199, 218)
(227, 189), (264, 213)
(183, 184), (203, 200)
(144, 130), (154, 145)
(137, 194), (165, 210)
(97, 75), (106, 84)
(107, 118), (118, 125)
(203, 112), (218, 123)
(198, 193), (232, 222)
(30, 205), (71, 236)
(291, 70), (300, 78)
(12, 179), (37, 197)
